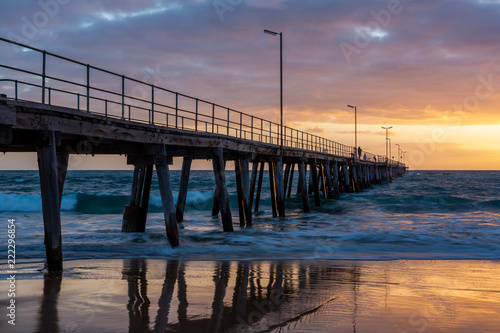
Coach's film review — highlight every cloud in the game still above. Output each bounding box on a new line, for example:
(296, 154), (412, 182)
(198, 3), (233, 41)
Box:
(1, 0), (500, 169)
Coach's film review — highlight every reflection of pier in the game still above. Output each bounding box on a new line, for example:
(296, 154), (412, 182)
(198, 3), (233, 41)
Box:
(119, 260), (361, 332)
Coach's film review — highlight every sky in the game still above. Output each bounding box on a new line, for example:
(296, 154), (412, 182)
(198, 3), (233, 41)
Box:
(1, 0), (500, 170)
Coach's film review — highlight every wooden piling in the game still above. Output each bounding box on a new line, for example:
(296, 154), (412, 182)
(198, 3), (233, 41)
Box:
(342, 162), (352, 193)
(37, 131), (63, 271)
(240, 158), (252, 225)
(310, 159), (321, 207)
(235, 158), (252, 226)
(319, 163), (327, 199)
(122, 165), (146, 232)
(249, 161), (258, 208)
(287, 163), (294, 198)
(297, 161), (310, 213)
(268, 161), (278, 217)
(332, 160), (340, 194)
(156, 163), (180, 247)
(254, 161), (265, 212)
(283, 163), (291, 195)
(324, 161), (333, 198)
(274, 158), (286, 217)
(138, 165), (153, 231)
(212, 187), (220, 216)
(212, 148), (233, 232)
(176, 157), (192, 223)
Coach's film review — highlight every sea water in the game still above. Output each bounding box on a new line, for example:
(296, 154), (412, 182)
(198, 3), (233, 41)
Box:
(1, 170), (499, 262)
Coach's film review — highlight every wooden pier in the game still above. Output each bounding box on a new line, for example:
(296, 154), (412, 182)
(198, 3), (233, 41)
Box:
(0, 37), (406, 271)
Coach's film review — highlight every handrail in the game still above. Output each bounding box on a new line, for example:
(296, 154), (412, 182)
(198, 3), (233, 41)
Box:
(0, 37), (404, 166)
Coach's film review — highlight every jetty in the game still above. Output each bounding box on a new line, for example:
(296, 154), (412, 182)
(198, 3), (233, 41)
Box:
(0, 37), (406, 271)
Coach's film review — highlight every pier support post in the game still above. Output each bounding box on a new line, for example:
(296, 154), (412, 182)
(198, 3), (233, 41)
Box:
(212, 148), (233, 232)
(283, 163), (291, 196)
(332, 160), (340, 194)
(56, 152), (69, 208)
(249, 161), (258, 209)
(287, 163), (294, 198)
(37, 131), (63, 271)
(324, 161), (333, 198)
(342, 162), (352, 193)
(156, 162), (179, 247)
(254, 161), (265, 212)
(310, 159), (321, 207)
(351, 163), (359, 192)
(298, 161), (310, 213)
(123, 164), (151, 233)
(319, 163), (327, 199)
(268, 161), (278, 217)
(176, 157), (192, 223)
(235, 158), (252, 226)
(274, 158), (286, 217)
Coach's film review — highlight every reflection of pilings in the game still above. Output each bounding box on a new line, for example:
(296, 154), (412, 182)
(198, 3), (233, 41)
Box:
(209, 261), (230, 332)
(154, 260), (179, 333)
(232, 262), (250, 319)
(36, 272), (62, 333)
(177, 262), (188, 325)
(123, 259), (150, 333)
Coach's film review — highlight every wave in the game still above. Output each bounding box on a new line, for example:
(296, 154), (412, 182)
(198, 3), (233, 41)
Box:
(0, 191), (215, 214)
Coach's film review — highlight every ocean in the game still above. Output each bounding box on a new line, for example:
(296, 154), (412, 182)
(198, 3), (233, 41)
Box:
(1, 170), (500, 263)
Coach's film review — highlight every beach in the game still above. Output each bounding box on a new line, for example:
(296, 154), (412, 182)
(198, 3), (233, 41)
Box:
(2, 259), (500, 332)
(1, 170), (500, 332)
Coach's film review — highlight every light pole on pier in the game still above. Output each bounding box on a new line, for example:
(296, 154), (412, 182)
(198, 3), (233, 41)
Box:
(347, 105), (357, 156)
(395, 144), (400, 164)
(264, 29), (283, 157)
(381, 126), (392, 162)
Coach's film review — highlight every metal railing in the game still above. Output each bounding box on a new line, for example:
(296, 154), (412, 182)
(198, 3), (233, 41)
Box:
(0, 37), (403, 166)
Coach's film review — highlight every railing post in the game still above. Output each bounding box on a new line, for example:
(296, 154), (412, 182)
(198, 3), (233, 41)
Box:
(195, 98), (198, 132)
(151, 85), (155, 125)
(128, 105), (131, 121)
(42, 51), (46, 104)
(77, 93), (80, 110)
(227, 108), (230, 136)
(105, 100), (108, 117)
(212, 104), (215, 133)
(14, 80), (18, 101)
(121, 75), (125, 119)
(261, 119), (263, 142)
(251, 116), (254, 141)
(86, 64), (90, 112)
(175, 92), (179, 129)
(48, 87), (51, 105)
(240, 113), (242, 138)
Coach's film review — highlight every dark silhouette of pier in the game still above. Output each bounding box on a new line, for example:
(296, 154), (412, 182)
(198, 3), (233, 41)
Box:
(0, 37), (406, 271)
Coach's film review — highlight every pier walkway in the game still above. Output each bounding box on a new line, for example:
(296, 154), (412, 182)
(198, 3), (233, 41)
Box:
(0, 37), (406, 271)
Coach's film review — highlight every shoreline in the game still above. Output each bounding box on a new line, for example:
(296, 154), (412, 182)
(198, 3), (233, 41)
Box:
(2, 258), (500, 332)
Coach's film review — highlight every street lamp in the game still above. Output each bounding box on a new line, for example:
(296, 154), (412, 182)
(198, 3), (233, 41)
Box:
(381, 126), (392, 162)
(347, 105), (357, 156)
(264, 29), (283, 157)
(395, 144), (401, 164)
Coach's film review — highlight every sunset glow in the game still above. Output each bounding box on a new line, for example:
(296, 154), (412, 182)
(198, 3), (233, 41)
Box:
(1, 0), (500, 170)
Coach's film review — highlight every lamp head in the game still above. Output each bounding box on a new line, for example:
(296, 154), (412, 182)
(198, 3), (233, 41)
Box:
(264, 29), (278, 36)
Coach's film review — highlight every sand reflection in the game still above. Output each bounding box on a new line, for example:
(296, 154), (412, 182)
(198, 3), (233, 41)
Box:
(26, 259), (500, 332)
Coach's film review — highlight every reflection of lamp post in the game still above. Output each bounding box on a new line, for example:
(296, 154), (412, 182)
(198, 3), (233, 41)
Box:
(347, 105), (357, 154)
(264, 29), (283, 157)
(381, 126), (392, 162)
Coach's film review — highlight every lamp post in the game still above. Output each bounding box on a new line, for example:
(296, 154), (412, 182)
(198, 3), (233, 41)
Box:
(403, 151), (406, 165)
(395, 144), (401, 164)
(381, 126), (392, 162)
(347, 105), (357, 156)
(264, 29), (283, 157)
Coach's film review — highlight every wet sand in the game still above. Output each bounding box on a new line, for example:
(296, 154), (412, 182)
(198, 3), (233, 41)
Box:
(1, 259), (500, 332)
